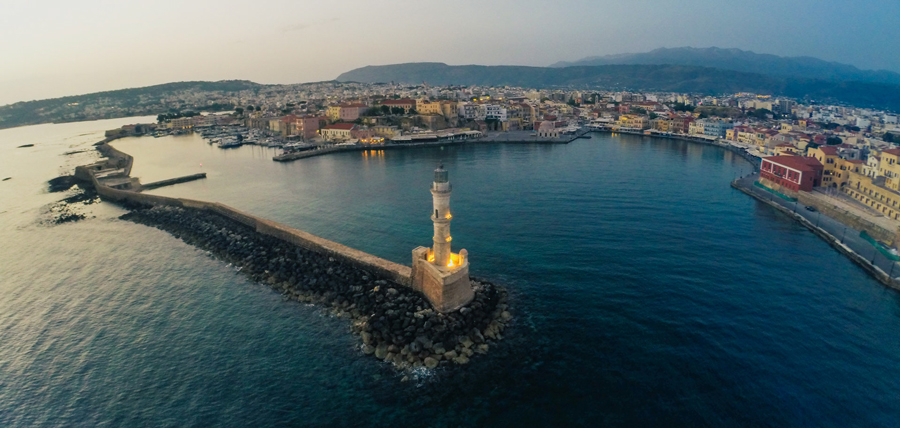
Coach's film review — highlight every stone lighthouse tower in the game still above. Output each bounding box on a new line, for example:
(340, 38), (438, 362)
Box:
(431, 163), (453, 267)
(411, 163), (474, 312)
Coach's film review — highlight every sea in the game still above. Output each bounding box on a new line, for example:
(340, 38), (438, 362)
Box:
(2, 117), (899, 427)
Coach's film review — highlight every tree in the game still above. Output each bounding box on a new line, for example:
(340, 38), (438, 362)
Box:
(885, 133), (895, 143)
(408, 108), (417, 115)
(826, 136), (843, 145)
(390, 107), (405, 115)
(234, 107), (244, 116)
(649, 112), (658, 120)
(380, 105), (391, 115)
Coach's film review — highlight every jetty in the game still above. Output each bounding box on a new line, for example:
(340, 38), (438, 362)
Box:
(74, 132), (511, 370)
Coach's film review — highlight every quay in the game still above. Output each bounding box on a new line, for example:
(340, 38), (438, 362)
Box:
(732, 174), (900, 290)
(273, 129), (592, 162)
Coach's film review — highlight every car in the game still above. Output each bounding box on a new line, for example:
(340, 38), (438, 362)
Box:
(805, 206), (817, 212)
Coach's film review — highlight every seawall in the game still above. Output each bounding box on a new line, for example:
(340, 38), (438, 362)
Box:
(81, 139), (511, 369)
(90, 159), (413, 286)
(732, 179), (900, 290)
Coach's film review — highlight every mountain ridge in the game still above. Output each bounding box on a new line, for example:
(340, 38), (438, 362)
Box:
(549, 47), (900, 85)
(336, 62), (900, 111)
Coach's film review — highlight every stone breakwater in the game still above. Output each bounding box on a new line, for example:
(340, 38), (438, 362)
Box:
(121, 204), (511, 370)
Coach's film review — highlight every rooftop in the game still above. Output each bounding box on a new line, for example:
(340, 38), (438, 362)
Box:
(764, 155), (823, 172)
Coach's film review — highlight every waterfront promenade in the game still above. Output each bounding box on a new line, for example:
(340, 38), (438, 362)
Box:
(733, 174), (900, 288)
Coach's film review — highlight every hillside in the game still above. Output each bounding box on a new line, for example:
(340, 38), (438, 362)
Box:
(337, 63), (900, 111)
(549, 47), (900, 85)
(0, 81), (263, 130)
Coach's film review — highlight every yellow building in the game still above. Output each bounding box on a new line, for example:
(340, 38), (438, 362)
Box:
(877, 148), (900, 191)
(439, 101), (458, 121)
(417, 99), (443, 115)
(326, 105), (342, 122)
(833, 158), (864, 187)
(808, 146), (840, 187)
(846, 171), (900, 220)
(773, 144), (799, 156)
(779, 123), (793, 133)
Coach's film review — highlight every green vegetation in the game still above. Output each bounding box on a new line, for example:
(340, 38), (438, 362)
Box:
(0, 80), (255, 130)
(826, 136), (843, 145)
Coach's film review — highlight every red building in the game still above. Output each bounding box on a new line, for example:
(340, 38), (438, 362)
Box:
(760, 155), (824, 192)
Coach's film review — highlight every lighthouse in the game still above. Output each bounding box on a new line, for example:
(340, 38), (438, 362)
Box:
(431, 163), (453, 267)
(411, 163), (474, 312)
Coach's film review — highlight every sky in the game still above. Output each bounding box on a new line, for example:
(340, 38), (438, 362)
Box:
(1, 0), (898, 106)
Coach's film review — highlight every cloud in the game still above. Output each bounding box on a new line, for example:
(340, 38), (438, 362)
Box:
(282, 18), (339, 33)
(282, 23), (312, 33)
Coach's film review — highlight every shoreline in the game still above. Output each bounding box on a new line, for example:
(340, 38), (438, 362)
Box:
(273, 129), (591, 162)
(732, 178), (900, 290)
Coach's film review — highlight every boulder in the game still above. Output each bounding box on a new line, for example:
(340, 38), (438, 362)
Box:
(459, 336), (474, 349)
(374, 344), (389, 360)
(453, 355), (470, 365)
(362, 344), (375, 355)
(424, 357), (439, 369)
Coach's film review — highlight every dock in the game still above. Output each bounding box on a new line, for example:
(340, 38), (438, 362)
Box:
(140, 173), (207, 190)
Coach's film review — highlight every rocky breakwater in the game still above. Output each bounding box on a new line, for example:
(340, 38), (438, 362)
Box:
(121, 204), (511, 370)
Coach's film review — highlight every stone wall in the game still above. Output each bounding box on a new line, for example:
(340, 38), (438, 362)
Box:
(90, 142), (413, 292)
(797, 191), (899, 245)
(759, 177), (799, 197)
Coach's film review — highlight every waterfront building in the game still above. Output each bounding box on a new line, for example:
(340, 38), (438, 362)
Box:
(877, 148), (900, 192)
(833, 158), (865, 188)
(701, 119), (734, 138)
(846, 170), (900, 220)
(760, 155), (823, 192)
(410, 164), (474, 313)
(320, 123), (357, 142)
(536, 121), (560, 138)
(809, 146), (840, 187)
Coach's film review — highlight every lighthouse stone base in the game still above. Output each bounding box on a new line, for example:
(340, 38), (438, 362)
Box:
(411, 247), (474, 313)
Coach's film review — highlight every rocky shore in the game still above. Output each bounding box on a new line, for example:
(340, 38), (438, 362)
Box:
(121, 204), (511, 370)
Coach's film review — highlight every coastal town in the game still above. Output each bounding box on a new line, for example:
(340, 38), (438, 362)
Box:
(115, 81), (900, 285)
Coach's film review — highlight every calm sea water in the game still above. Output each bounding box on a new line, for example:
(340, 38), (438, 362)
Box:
(3, 121), (900, 427)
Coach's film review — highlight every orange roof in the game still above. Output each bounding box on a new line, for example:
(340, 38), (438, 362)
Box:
(882, 149), (900, 156)
(818, 146), (839, 156)
(764, 155), (823, 172)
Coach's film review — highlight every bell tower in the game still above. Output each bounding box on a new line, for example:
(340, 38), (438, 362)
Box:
(411, 163), (474, 312)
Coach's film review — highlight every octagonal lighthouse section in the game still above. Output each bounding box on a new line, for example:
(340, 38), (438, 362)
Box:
(411, 163), (475, 313)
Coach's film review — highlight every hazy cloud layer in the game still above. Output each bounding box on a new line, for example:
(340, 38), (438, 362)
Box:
(0, 0), (897, 105)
